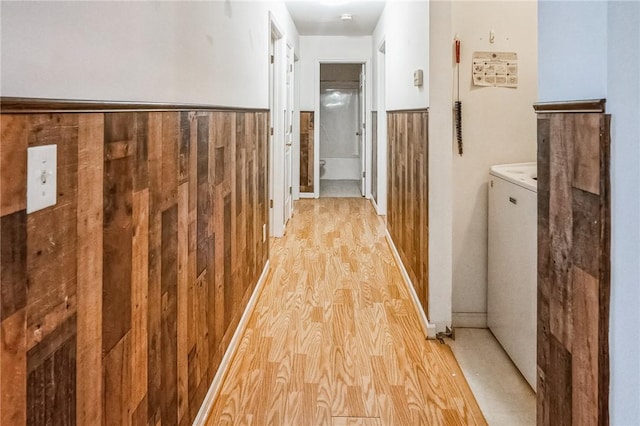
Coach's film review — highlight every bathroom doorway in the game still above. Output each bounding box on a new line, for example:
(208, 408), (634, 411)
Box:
(318, 63), (366, 198)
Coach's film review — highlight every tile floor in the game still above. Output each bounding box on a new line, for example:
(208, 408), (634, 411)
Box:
(448, 328), (536, 426)
(319, 179), (362, 198)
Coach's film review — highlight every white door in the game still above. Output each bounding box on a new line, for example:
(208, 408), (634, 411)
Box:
(269, 23), (286, 238)
(284, 44), (293, 222)
(359, 64), (366, 196)
(269, 31), (275, 236)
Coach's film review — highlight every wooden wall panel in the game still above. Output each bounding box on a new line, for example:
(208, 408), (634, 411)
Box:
(386, 110), (429, 314)
(299, 111), (314, 193)
(535, 105), (610, 426)
(0, 105), (269, 426)
(371, 111), (378, 205)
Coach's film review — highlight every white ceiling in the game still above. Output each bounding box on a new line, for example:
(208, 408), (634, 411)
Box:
(284, 0), (386, 36)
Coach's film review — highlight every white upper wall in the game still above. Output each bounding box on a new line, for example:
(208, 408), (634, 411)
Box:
(539, 1), (640, 423)
(0, 1), (299, 108)
(378, 1), (429, 110)
(607, 2), (640, 424)
(538, 0), (607, 101)
(371, 6), (387, 109)
(451, 0), (538, 319)
(299, 36), (372, 110)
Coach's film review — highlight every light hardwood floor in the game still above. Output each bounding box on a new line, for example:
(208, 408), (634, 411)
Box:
(206, 198), (486, 425)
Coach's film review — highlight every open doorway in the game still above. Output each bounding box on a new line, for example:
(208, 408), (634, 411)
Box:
(318, 63), (366, 198)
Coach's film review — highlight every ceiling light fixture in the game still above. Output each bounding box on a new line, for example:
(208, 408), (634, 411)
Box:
(340, 13), (353, 21)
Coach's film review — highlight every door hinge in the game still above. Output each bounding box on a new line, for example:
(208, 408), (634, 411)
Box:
(362, 171), (366, 178)
(270, 199), (273, 208)
(289, 187), (292, 195)
(270, 127), (274, 136)
(271, 55), (274, 64)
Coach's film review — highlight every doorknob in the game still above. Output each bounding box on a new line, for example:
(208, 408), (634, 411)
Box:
(356, 132), (362, 136)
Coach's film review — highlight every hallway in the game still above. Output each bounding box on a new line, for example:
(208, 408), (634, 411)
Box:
(206, 199), (486, 425)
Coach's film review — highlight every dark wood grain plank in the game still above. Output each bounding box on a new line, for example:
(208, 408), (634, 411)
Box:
(196, 114), (211, 277)
(223, 194), (233, 331)
(26, 202), (78, 350)
(134, 113), (149, 191)
(26, 314), (76, 426)
(132, 395), (148, 426)
(548, 114), (575, 350)
(161, 204), (178, 426)
(572, 114), (601, 195)
(572, 189), (601, 277)
(549, 335), (572, 426)
(130, 189), (149, 419)
(146, 112), (163, 424)
(1, 210), (27, 321)
(1, 308), (27, 425)
(177, 183), (189, 424)
(571, 266), (599, 426)
(0, 115), (28, 215)
(162, 112), (179, 209)
(235, 113), (245, 217)
(299, 111), (314, 193)
(75, 114), (104, 426)
(179, 112), (190, 185)
(103, 113), (133, 355)
(102, 331), (131, 425)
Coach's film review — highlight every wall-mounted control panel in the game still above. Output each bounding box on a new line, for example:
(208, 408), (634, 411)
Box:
(27, 144), (57, 213)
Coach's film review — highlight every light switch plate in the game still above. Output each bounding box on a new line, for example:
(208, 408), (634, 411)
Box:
(27, 144), (57, 213)
(414, 69), (424, 87)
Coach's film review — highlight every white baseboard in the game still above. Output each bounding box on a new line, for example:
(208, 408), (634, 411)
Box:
(370, 197), (381, 215)
(192, 260), (271, 425)
(384, 229), (436, 339)
(452, 312), (488, 328)
(299, 192), (315, 199)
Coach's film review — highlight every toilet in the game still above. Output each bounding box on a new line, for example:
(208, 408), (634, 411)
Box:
(319, 159), (326, 178)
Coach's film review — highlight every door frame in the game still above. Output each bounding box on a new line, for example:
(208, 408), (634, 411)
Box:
(374, 39), (387, 215)
(358, 64), (366, 196)
(284, 40), (294, 223)
(313, 59), (372, 199)
(269, 14), (289, 238)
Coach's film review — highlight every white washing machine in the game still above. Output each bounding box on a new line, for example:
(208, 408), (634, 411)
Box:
(488, 162), (537, 390)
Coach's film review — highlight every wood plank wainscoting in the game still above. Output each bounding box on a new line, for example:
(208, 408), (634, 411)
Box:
(534, 99), (611, 425)
(299, 111), (314, 194)
(371, 111), (378, 205)
(0, 98), (269, 425)
(386, 110), (429, 315)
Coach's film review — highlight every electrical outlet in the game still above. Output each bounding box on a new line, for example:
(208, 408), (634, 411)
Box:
(27, 145), (57, 214)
